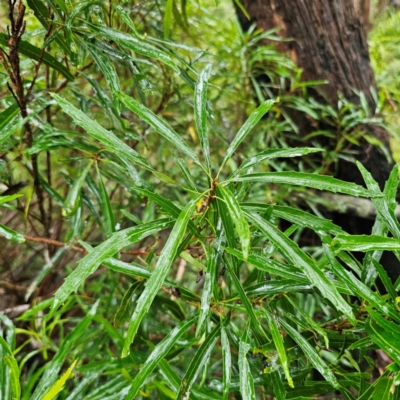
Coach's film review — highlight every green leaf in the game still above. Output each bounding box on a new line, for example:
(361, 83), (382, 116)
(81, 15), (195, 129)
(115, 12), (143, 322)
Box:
(174, 157), (198, 191)
(26, 0), (72, 55)
(232, 147), (324, 177)
(0, 33), (73, 81)
(164, 0), (174, 39)
(63, 161), (94, 217)
(114, 4), (145, 40)
(225, 261), (268, 340)
(221, 100), (275, 169)
(96, 166), (115, 239)
(49, 219), (174, 318)
(82, 41), (121, 105)
(241, 203), (344, 235)
(42, 359), (78, 400)
(3, 355), (20, 400)
(194, 64), (212, 173)
(234, 172), (373, 197)
(238, 337), (256, 399)
(31, 302), (98, 400)
(324, 245), (400, 323)
(104, 258), (199, 303)
(247, 213), (356, 324)
(117, 93), (202, 167)
(224, 247), (308, 281)
(0, 223), (25, 243)
(279, 318), (340, 389)
(265, 310), (293, 388)
(177, 322), (221, 399)
(221, 326), (231, 400)
(88, 23), (179, 72)
(365, 307), (400, 365)
(357, 161), (400, 238)
(218, 185), (251, 260)
(0, 103), (19, 131)
(332, 234), (400, 252)
(126, 315), (197, 399)
(50, 94), (150, 171)
(122, 196), (200, 357)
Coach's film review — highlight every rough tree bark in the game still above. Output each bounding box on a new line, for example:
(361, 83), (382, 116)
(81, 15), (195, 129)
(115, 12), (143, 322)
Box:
(236, 0), (399, 280)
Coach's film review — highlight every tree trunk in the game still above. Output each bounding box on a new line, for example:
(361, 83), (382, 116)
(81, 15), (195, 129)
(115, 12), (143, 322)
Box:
(236, 0), (398, 281)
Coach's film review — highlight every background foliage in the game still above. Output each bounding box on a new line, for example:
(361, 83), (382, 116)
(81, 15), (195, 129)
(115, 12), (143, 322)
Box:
(1, 0), (400, 399)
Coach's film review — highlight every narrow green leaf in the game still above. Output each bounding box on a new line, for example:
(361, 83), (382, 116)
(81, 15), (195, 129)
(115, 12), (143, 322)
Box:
(357, 161), (400, 238)
(0, 33), (73, 80)
(225, 261), (268, 340)
(3, 355), (20, 400)
(126, 315), (197, 399)
(0, 103), (19, 130)
(221, 326), (231, 400)
(194, 64), (212, 173)
(365, 316), (400, 365)
(164, 0), (174, 39)
(324, 245), (400, 323)
(0, 224), (25, 243)
(233, 147), (324, 177)
(63, 161), (94, 217)
(50, 94), (150, 171)
(122, 196), (200, 357)
(234, 172), (373, 197)
(49, 219), (174, 317)
(221, 100), (275, 169)
(270, 370), (286, 400)
(0, 194), (23, 205)
(96, 167), (115, 239)
(279, 318), (339, 389)
(31, 302), (98, 400)
(42, 359), (78, 400)
(82, 42), (120, 105)
(88, 23), (179, 72)
(371, 259), (397, 301)
(114, 4), (145, 40)
(27, 0), (71, 54)
(104, 258), (199, 303)
(332, 234), (400, 252)
(265, 310), (293, 388)
(114, 281), (144, 328)
(247, 213), (356, 324)
(117, 93), (202, 167)
(174, 157), (198, 191)
(245, 280), (312, 297)
(241, 203), (344, 235)
(225, 247), (308, 281)
(238, 339), (256, 400)
(218, 185), (250, 260)
(177, 323), (221, 399)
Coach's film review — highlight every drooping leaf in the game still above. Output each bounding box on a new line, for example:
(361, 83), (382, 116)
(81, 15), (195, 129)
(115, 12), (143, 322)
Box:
(221, 325), (231, 400)
(232, 147), (324, 177)
(114, 4), (144, 40)
(234, 172), (373, 197)
(122, 196), (200, 356)
(247, 213), (356, 324)
(50, 94), (151, 171)
(88, 23), (179, 72)
(238, 336), (256, 399)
